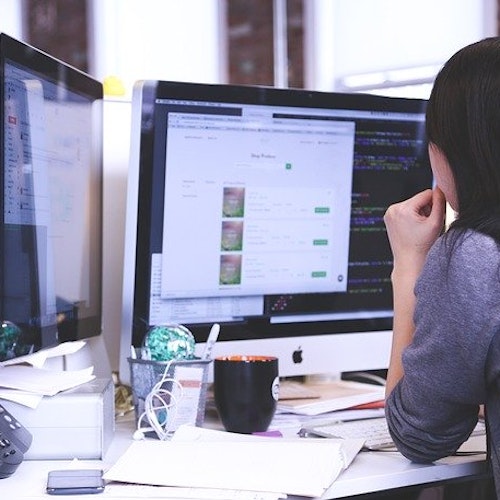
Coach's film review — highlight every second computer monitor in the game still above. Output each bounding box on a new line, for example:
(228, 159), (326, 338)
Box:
(0, 33), (103, 362)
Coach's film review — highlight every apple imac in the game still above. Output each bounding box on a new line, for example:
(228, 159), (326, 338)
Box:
(0, 33), (103, 363)
(119, 80), (431, 385)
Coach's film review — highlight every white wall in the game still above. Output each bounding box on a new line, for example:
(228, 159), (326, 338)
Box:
(0, 0), (22, 37)
(101, 99), (132, 374)
(90, 0), (224, 96)
(306, 0), (497, 95)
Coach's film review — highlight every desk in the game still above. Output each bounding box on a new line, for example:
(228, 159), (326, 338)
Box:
(325, 435), (489, 498)
(1, 416), (490, 499)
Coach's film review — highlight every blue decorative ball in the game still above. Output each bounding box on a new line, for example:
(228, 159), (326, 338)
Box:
(143, 324), (195, 361)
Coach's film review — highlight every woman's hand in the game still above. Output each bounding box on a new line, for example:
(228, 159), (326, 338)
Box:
(384, 187), (446, 273)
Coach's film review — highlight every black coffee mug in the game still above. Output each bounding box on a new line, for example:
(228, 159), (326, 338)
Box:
(213, 355), (279, 434)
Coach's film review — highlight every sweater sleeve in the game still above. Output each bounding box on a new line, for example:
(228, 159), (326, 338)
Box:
(385, 230), (500, 463)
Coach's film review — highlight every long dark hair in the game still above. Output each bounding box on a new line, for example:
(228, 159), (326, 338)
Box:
(426, 37), (500, 241)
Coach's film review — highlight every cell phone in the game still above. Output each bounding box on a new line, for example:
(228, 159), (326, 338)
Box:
(46, 469), (105, 495)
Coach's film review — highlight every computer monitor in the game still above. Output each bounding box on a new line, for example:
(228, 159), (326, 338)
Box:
(0, 33), (103, 362)
(120, 80), (431, 384)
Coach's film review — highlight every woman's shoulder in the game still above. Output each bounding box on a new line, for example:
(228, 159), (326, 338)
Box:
(434, 228), (500, 258)
(428, 228), (500, 283)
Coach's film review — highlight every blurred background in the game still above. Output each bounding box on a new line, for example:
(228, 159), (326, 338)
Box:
(1, 0), (497, 98)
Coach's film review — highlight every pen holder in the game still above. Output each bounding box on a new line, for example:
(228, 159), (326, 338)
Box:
(128, 356), (211, 434)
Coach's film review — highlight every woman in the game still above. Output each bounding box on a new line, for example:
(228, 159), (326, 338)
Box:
(384, 37), (500, 497)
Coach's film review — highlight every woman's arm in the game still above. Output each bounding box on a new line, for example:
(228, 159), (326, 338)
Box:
(383, 187), (446, 396)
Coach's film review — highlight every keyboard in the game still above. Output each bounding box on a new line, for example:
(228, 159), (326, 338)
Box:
(301, 417), (487, 451)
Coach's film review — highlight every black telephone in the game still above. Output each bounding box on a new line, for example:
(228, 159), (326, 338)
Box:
(0, 404), (32, 478)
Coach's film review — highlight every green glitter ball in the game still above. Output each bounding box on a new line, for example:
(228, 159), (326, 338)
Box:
(0, 320), (23, 361)
(143, 324), (195, 361)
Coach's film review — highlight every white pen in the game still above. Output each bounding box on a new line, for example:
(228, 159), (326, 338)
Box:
(203, 323), (220, 360)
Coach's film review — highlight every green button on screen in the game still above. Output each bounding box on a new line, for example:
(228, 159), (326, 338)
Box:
(311, 271), (327, 278)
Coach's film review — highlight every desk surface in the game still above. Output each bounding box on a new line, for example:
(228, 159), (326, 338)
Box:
(326, 436), (489, 498)
(1, 416), (490, 499)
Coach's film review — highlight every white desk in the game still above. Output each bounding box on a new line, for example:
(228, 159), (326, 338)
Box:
(325, 435), (489, 498)
(1, 416), (490, 499)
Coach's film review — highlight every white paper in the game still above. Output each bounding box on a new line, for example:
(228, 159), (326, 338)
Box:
(277, 381), (385, 416)
(0, 365), (95, 395)
(168, 365), (204, 430)
(172, 425), (363, 483)
(0, 340), (87, 368)
(0, 388), (44, 408)
(271, 407), (386, 430)
(104, 427), (362, 497)
(104, 484), (286, 500)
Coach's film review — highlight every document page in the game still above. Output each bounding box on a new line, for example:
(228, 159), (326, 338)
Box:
(277, 380), (385, 416)
(104, 426), (363, 497)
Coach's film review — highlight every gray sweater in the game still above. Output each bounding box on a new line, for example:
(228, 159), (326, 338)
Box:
(385, 229), (500, 495)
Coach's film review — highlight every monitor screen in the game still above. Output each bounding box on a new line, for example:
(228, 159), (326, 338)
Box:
(0, 33), (103, 362)
(120, 80), (431, 383)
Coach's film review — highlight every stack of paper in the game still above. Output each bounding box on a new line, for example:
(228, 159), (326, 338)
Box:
(104, 425), (364, 498)
(0, 341), (95, 408)
(277, 380), (385, 416)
